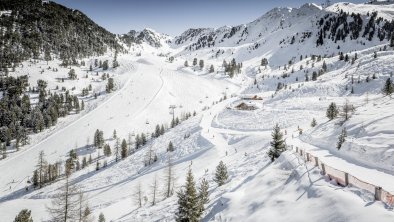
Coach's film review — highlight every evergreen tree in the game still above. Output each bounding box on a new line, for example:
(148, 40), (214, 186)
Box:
(197, 178), (209, 215)
(104, 144), (112, 157)
(337, 128), (347, 150)
(214, 161), (228, 186)
(121, 139), (127, 159)
(193, 58), (198, 66)
(184, 61), (189, 67)
(267, 124), (286, 162)
(160, 124), (165, 135)
(209, 65), (214, 73)
(114, 138), (121, 162)
(199, 60), (204, 70)
(68, 69), (77, 80)
(382, 78), (394, 96)
(98, 213), (105, 222)
(113, 130), (117, 140)
(176, 169), (201, 222)
(168, 141), (174, 152)
(311, 118), (317, 127)
(106, 78), (114, 93)
(14, 209), (33, 222)
(326, 102), (338, 120)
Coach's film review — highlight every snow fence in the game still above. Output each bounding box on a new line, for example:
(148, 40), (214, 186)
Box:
(293, 146), (394, 208)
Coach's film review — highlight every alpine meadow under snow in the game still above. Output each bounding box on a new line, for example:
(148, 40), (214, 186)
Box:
(1, 0), (394, 221)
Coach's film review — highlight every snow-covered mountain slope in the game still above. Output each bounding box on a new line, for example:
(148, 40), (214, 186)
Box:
(1, 1), (394, 222)
(165, 2), (394, 67)
(122, 28), (172, 48)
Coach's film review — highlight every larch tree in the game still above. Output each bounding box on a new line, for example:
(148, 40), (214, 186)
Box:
(164, 155), (175, 198)
(47, 176), (79, 222)
(133, 182), (143, 208)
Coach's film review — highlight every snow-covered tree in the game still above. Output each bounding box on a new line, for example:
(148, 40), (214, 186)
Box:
(337, 128), (347, 150)
(326, 102), (338, 120)
(176, 169), (201, 222)
(98, 213), (105, 222)
(214, 161), (228, 186)
(167, 141), (174, 152)
(311, 118), (317, 127)
(197, 178), (209, 214)
(14, 209), (33, 222)
(267, 124), (286, 162)
(382, 78), (394, 96)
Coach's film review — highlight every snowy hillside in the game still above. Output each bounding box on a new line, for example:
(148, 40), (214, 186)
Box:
(1, 1), (394, 222)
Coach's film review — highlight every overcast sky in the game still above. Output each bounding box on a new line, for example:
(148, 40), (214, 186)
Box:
(52, 0), (366, 36)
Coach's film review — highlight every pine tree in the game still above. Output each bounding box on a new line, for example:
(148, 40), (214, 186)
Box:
(267, 124), (286, 162)
(114, 138), (121, 162)
(214, 161), (228, 186)
(104, 144), (112, 157)
(176, 169), (201, 222)
(68, 69), (77, 80)
(311, 118), (317, 127)
(193, 58), (197, 66)
(209, 65), (214, 73)
(199, 60), (204, 70)
(14, 209), (33, 222)
(390, 35), (394, 47)
(160, 125), (165, 135)
(98, 213), (105, 222)
(2, 143), (6, 159)
(382, 78), (394, 96)
(167, 141), (174, 152)
(113, 130), (117, 140)
(337, 128), (347, 150)
(154, 124), (160, 138)
(121, 139), (127, 159)
(197, 178), (209, 215)
(184, 61), (189, 67)
(326, 102), (338, 120)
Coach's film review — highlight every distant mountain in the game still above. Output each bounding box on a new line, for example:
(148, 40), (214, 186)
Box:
(169, 3), (394, 66)
(0, 0), (123, 69)
(121, 28), (172, 48)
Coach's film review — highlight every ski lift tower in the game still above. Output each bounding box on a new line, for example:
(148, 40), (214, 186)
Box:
(169, 105), (177, 122)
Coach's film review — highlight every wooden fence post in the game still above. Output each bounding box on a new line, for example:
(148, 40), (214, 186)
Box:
(321, 163), (326, 175)
(296, 147), (298, 153)
(306, 153), (310, 162)
(375, 187), (382, 201)
(314, 157), (319, 167)
(345, 173), (349, 186)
